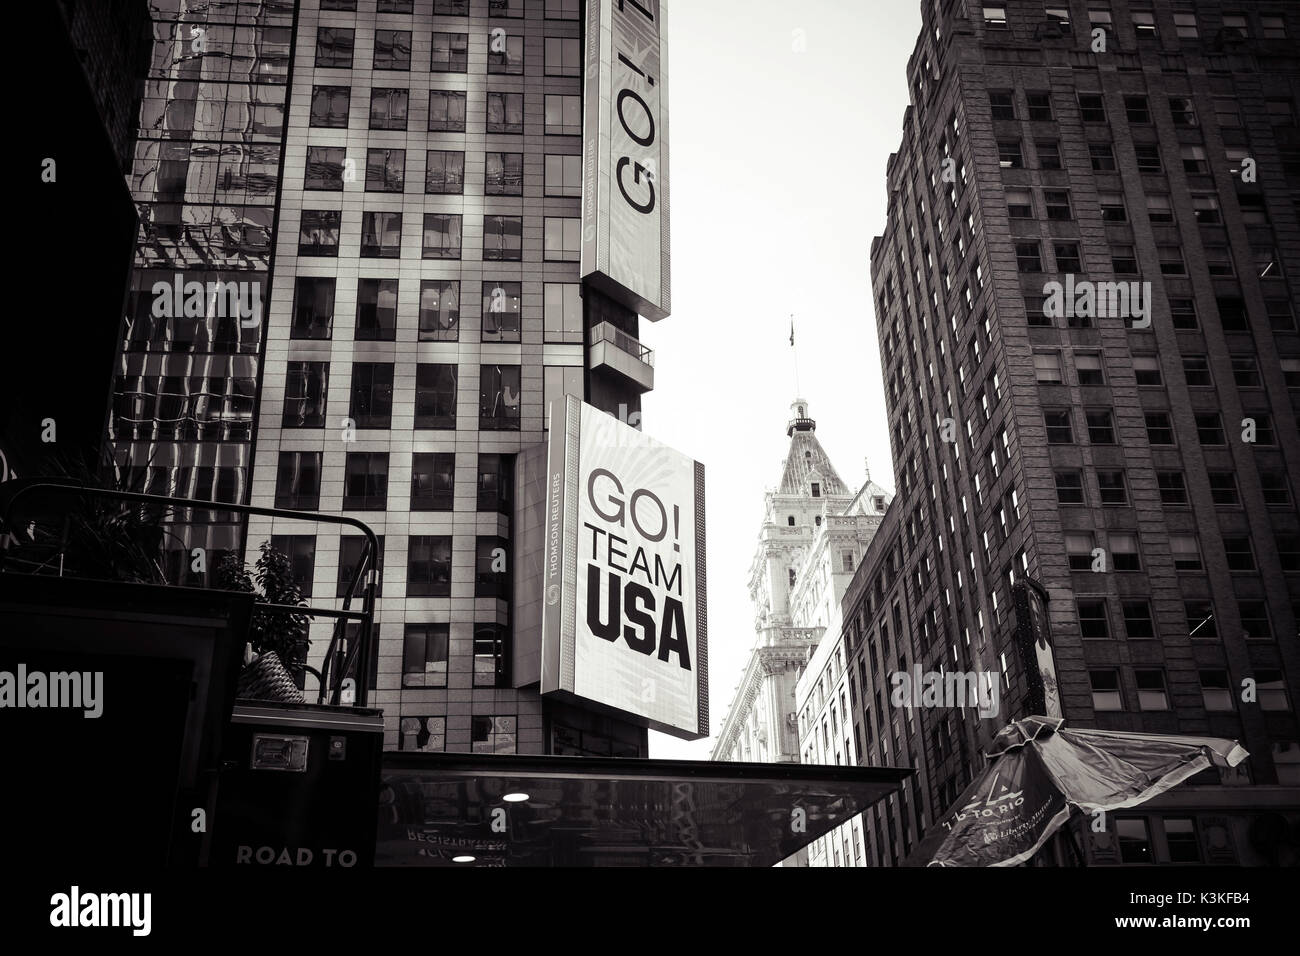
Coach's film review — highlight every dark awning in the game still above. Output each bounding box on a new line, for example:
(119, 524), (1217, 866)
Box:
(378, 753), (912, 867)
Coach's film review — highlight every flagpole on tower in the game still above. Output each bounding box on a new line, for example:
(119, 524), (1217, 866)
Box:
(790, 314), (801, 396)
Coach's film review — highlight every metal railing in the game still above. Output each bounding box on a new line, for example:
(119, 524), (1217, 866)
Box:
(591, 321), (654, 367)
(0, 479), (379, 708)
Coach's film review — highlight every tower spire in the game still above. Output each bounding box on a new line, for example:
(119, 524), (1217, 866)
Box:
(790, 314), (801, 397)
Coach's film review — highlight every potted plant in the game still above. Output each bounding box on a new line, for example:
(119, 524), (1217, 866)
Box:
(217, 542), (312, 704)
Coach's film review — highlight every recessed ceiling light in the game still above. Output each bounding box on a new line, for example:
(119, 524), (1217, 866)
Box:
(452, 855), (476, 864)
(503, 792), (530, 803)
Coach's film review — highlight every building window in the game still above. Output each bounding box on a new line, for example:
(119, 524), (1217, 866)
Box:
(983, 5), (1008, 28)
(270, 535), (316, 598)
(1261, 471), (1293, 507)
(1223, 13), (1249, 37)
(1135, 144), (1164, 173)
(1090, 669), (1123, 710)
(484, 215), (523, 260)
(422, 213), (463, 259)
(989, 91), (1016, 120)
(361, 211), (403, 258)
(544, 284), (583, 343)
(1231, 355), (1261, 387)
(370, 88), (409, 130)
(1199, 671), (1234, 712)
(1144, 412), (1175, 445)
(1223, 536), (1255, 572)
(1075, 353), (1104, 385)
(345, 364), (394, 432)
(472, 716), (517, 754)
(275, 451), (322, 510)
(1122, 601), (1154, 638)
(415, 280), (459, 342)
(1174, 12), (1198, 38)
(310, 86), (350, 128)
(1078, 93), (1106, 123)
(299, 210), (341, 257)
(1006, 189), (1033, 218)
(429, 90), (467, 131)
(343, 452), (389, 511)
(355, 278), (399, 341)
(1146, 195), (1173, 222)
(1169, 97), (1197, 126)
(1044, 410), (1073, 444)
(1078, 600), (1110, 638)
(411, 453), (455, 512)
(283, 362), (328, 429)
(1126, 95), (1151, 123)
(316, 27), (355, 69)
(1257, 670), (1290, 710)
(1237, 601), (1272, 641)
(1066, 532), (1096, 570)
(474, 623), (510, 687)
(545, 154), (582, 197)
(476, 537), (510, 599)
(544, 217), (581, 261)
(1045, 191), (1073, 221)
(1085, 409), (1115, 444)
(407, 537), (452, 598)
(1116, 818), (1153, 863)
(1034, 352), (1063, 384)
(373, 29), (411, 70)
(545, 36), (581, 75)
(338, 535), (383, 599)
(482, 282), (521, 343)
(1207, 472), (1240, 506)
(1089, 142), (1117, 171)
(412, 364), (458, 430)
(1037, 139), (1063, 170)
(1194, 413), (1225, 445)
(545, 94), (582, 134)
(1109, 532), (1141, 571)
(998, 140), (1024, 169)
(480, 365), (522, 431)
(1262, 15), (1288, 39)
(1097, 470), (1127, 505)
(485, 152), (524, 195)
(487, 91), (524, 133)
(430, 31), (468, 72)
(1054, 242), (1081, 272)
(1015, 242), (1043, 272)
(306, 146), (346, 190)
(398, 716), (446, 752)
(402, 623), (448, 687)
(487, 33), (524, 73)
(1169, 298), (1198, 329)
(292, 278), (335, 340)
(1046, 4), (1072, 32)
(1182, 355), (1213, 387)
(1170, 535), (1202, 571)
(425, 149), (465, 194)
(1135, 670), (1169, 711)
(1186, 601), (1217, 639)
(1055, 470), (1084, 504)
(477, 454), (513, 513)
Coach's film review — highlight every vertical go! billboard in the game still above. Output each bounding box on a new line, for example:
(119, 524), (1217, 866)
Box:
(581, 0), (670, 322)
(542, 397), (706, 739)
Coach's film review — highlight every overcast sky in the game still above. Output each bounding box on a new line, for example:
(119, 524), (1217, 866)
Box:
(643, 0), (923, 760)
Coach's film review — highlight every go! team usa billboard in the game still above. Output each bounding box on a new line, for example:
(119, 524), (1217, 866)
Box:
(581, 0), (671, 322)
(541, 396), (706, 739)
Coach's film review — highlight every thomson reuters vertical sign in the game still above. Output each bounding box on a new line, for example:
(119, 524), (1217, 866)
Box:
(581, 0), (671, 322)
(542, 397), (706, 739)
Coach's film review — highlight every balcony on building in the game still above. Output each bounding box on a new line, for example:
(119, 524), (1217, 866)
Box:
(588, 321), (654, 393)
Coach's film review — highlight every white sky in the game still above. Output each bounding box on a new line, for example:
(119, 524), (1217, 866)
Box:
(643, 0), (923, 760)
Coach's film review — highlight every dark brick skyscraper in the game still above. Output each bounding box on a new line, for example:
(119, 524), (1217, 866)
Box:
(846, 0), (1300, 866)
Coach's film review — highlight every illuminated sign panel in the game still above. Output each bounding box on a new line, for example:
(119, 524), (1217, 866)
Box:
(541, 397), (705, 739)
(581, 0), (671, 321)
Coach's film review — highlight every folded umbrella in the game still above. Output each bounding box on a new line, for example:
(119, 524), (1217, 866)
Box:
(908, 715), (1248, 867)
